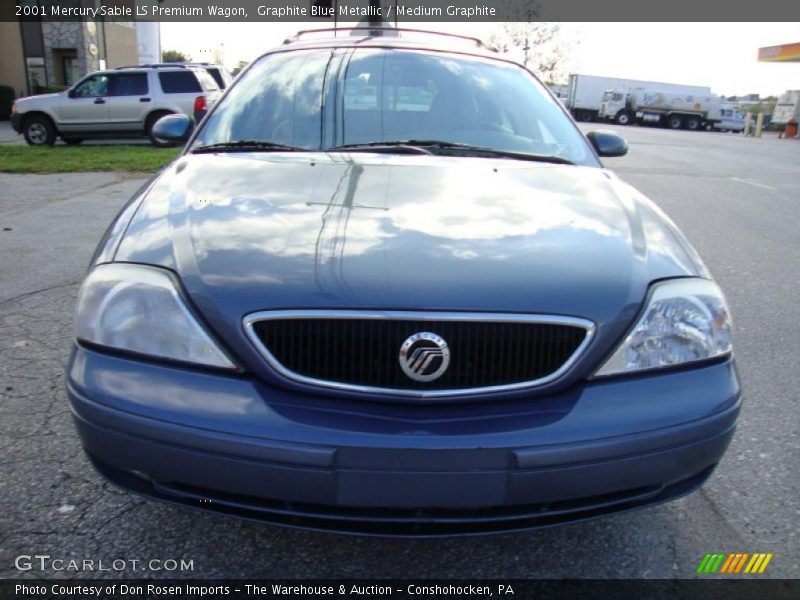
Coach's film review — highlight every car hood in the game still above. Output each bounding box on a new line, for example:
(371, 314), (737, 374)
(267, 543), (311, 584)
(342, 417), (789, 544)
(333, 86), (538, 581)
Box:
(115, 152), (706, 363)
(16, 92), (63, 108)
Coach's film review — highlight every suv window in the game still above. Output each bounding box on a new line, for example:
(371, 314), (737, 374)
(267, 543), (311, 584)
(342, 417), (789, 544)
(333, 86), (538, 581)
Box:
(194, 69), (220, 92)
(73, 74), (110, 98)
(205, 67), (227, 89)
(158, 71), (202, 94)
(109, 73), (148, 96)
(196, 49), (328, 149)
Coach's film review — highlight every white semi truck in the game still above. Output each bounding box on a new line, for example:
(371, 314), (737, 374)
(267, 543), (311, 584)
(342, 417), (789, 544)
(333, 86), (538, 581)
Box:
(772, 90), (800, 126)
(599, 89), (723, 130)
(566, 74), (710, 122)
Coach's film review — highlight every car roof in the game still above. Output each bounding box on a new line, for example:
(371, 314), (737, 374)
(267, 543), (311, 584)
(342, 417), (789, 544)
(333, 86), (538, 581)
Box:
(275, 27), (499, 58)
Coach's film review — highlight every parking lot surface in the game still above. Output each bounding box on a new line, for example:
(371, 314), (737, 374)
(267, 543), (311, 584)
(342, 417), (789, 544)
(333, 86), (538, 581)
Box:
(0, 126), (798, 579)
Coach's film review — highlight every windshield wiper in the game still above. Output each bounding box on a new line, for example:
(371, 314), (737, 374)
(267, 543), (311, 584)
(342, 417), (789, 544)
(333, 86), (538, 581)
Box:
(328, 139), (574, 165)
(191, 140), (304, 154)
(327, 141), (434, 155)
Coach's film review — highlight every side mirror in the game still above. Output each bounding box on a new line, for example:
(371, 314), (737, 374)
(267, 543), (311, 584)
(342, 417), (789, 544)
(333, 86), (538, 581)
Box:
(586, 130), (628, 157)
(151, 114), (194, 144)
(67, 89), (76, 99)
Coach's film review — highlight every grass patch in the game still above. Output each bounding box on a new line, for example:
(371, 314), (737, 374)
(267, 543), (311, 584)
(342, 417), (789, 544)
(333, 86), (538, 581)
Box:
(0, 144), (181, 174)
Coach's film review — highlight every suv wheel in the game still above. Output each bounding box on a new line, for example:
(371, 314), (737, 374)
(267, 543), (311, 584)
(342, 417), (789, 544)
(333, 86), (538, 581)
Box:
(147, 112), (177, 148)
(24, 116), (57, 146)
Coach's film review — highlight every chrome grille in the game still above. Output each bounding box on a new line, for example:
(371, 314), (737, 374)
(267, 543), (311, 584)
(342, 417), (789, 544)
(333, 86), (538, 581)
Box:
(244, 311), (594, 398)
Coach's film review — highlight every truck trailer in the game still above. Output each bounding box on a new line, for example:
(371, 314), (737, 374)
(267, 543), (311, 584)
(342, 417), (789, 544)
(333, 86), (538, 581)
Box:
(599, 89), (723, 130)
(772, 90), (800, 126)
(566, 74), (711, 122)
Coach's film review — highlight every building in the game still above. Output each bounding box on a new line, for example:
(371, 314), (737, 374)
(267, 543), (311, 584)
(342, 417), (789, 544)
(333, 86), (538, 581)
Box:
(0, 4), (139, 99)
(136, 22), (162, 65)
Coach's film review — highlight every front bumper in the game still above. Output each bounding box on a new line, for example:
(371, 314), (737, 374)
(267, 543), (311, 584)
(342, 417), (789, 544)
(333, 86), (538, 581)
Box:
(10, 113), (22, 134)
(67, 345), (741, 536)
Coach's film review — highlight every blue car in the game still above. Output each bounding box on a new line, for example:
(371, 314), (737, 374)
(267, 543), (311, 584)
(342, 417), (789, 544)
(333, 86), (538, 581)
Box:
(67, 28), (739, 536)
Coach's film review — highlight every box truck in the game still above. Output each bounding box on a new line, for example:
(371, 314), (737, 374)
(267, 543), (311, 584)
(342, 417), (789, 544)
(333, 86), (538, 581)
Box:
(566, 74), (711, 122)
(599, 89), (723, 130)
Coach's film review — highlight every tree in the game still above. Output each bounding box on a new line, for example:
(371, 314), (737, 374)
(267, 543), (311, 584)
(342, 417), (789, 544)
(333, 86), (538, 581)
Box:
(162, 49), (190, 63)
(488, 9), (577, 85)
(232, 60), (250, 77)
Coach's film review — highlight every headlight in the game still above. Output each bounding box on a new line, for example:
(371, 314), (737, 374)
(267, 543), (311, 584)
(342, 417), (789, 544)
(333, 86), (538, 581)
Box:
(594, 278), (732, 377)
(74, 263), (235, 369)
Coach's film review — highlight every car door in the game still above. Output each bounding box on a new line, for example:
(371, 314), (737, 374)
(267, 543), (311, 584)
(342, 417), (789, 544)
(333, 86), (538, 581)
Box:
(59, 74), (110, 133)
(105, 72), (151, 132)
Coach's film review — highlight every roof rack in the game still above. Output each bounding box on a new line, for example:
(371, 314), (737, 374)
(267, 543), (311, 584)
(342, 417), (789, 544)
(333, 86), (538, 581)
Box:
(115, 63), (220, 70)
(114, 64), (191, 70)
(285, 27), (496, 52)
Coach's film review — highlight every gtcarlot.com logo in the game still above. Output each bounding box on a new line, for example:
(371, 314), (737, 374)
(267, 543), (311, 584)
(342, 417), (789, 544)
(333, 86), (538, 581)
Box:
(14, 555), (194, 573)
(697, 552), (774, 574)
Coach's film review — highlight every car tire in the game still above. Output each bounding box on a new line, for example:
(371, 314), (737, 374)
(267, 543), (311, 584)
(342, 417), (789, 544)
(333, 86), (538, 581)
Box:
(615, 112), (632, 126)
(146, 111), (177, 148)
(63, 138), (84, 145)
(23, 116), (57, 146)
(667, 115), (683, 130)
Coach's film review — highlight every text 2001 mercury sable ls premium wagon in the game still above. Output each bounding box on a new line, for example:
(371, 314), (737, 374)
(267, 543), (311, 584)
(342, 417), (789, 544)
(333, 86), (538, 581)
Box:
(67, 28), (740, 536)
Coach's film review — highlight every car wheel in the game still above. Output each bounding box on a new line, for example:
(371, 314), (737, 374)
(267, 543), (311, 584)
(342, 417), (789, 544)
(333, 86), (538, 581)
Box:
(146, 112), (177, 148)
(615, 112), (632, 125)
(667, 115), (683, 130)
(686, 117), (701, 131)
(23, 116), (57, 146)
(63, 138), (84, 145)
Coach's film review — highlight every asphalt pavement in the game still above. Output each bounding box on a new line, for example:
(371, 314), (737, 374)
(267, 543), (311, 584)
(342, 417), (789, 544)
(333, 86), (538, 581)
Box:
(0, 125), (798, 579)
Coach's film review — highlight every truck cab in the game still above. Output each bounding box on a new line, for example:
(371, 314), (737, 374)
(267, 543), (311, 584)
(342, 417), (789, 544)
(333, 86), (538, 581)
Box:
(599, 90), (629, 123)
(715, 106), (746, 132)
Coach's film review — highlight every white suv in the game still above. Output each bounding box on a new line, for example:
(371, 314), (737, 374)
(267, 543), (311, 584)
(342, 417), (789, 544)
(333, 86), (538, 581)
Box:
(10, 65), (222, 147)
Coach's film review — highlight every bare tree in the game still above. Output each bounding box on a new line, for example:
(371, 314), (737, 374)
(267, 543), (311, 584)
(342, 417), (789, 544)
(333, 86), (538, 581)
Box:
(488, 17), (576, 85)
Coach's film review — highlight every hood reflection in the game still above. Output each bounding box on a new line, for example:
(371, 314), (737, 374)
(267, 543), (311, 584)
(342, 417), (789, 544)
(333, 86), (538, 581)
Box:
(115, 153), (701, 321)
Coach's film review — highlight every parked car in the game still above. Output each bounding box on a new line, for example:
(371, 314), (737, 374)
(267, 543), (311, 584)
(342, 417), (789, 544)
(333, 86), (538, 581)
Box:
(10, 64), (221, 147)
(67, 28), (739, 536)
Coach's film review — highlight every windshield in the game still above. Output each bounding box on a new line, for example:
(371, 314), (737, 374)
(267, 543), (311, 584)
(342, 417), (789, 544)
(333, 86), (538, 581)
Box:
(193, 47), (596, 166)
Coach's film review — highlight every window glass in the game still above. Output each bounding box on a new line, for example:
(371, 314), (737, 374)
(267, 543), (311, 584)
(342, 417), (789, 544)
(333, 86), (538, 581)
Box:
(158, 71), (202, 94)
(194, 48), (594, 165)
(194, 69), (220, 92)
(73, 75), (110, 98)
(109, 73), (148, 96)
(338, 49), (591, 164)
(205, 67), (226, 89)
(195, 49), (329, 149)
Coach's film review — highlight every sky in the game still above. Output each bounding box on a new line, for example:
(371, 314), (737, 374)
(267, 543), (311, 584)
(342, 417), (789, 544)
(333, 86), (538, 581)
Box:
(160, 22), (800, 97)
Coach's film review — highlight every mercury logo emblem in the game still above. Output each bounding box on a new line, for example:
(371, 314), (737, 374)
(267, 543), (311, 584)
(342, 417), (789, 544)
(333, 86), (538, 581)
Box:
(398, 332), (450, 382)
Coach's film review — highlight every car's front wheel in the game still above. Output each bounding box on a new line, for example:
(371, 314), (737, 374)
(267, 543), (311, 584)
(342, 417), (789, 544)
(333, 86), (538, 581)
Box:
(23, 116), (57, 146)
